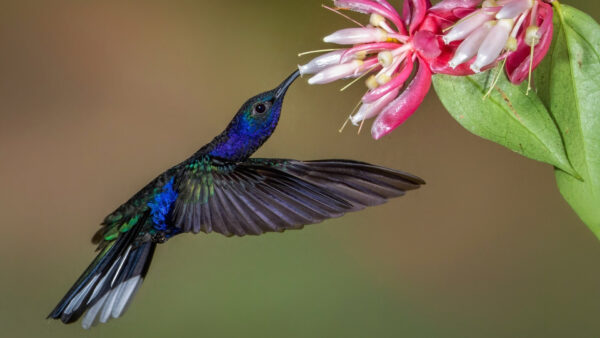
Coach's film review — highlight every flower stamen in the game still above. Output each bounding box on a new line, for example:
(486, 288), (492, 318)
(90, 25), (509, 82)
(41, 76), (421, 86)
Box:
(527, 40), (535, 95)
(365, 75), (379, 90)
(322, 4), (365, 27)
(378, 51), (394, 67)
(297, 49), (341, 57)
(339, 99), (363, 133)
(340, 64), (378, 91)
(358, 117), (366, 135)
(483, 57), (508, 99)
(338, 116), (351, 133)
(370, 13), (394, 33)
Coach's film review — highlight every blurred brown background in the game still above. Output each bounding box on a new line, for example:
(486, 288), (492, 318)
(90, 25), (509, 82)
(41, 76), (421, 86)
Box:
(1, 1), (599, 337)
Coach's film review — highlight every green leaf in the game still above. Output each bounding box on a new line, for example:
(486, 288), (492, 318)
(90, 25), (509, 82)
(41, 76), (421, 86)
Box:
(535, 3), (600, 239)
(432, 71), (575, 176)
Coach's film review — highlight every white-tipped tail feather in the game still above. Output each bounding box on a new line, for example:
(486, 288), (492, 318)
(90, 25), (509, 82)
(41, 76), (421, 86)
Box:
(81, 276), (143, 329)
(48, 228), (156, 329)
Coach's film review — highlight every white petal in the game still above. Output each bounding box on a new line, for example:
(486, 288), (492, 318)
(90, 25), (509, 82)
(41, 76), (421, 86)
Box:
(471, 19), (514, 73)
(298, 50), (344, 75)
(351, 88), (400, 125)
(496, 0), (534, 20)
(323, 28), (387, 45)
(443, 10), (494, 44)
(308, 60), (364, 85)
(449, 22), (494, 68)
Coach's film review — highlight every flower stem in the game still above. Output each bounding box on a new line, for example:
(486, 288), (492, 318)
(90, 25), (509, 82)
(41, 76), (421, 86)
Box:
(483, 58), (508, 100)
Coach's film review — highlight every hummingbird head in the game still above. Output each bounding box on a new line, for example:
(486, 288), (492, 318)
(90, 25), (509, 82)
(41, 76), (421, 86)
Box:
(207, 70), (300, 161)
(234, 70), (300, 136)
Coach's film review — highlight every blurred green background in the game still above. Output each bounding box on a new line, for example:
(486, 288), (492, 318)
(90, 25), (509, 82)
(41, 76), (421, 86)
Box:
(1, 1), (599, 337)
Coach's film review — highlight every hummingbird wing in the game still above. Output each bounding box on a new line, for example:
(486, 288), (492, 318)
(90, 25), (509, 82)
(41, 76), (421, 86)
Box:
(171, 157), (424, 236)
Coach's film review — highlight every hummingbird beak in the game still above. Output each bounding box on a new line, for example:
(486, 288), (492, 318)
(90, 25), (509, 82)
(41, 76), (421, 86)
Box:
(274, 70), (301, 100)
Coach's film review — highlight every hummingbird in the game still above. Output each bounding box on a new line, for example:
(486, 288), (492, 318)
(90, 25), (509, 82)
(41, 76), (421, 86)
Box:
(48, 70), (424, 329)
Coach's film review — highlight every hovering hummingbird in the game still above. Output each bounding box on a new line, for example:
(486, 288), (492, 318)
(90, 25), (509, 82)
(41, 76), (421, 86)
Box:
(48, 70), (424, 329)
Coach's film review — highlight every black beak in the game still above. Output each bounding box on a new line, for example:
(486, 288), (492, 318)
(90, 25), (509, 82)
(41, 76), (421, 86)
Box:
(274, 70), (301, 100)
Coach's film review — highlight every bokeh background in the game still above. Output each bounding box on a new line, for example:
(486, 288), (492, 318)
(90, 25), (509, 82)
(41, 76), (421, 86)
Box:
(1, 1), (599, 337)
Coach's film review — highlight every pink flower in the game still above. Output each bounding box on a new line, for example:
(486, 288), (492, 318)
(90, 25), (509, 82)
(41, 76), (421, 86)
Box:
(435, 0), (553, 85)
(299, 0), (437, 140)
(298, 0), (554, 139)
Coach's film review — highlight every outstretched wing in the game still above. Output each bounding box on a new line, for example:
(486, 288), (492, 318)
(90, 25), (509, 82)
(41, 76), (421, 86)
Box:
(171, 157), (424, 237)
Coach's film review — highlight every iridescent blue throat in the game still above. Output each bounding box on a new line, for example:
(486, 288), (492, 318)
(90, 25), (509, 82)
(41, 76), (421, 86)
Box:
(208, 99), (283, 161)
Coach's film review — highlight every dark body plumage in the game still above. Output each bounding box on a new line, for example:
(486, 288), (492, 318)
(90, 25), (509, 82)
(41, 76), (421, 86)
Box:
(48, 71), (424, 328)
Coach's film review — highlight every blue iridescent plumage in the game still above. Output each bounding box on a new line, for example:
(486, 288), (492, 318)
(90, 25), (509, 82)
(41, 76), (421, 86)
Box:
(207, 93), (284, 161)
(148, 177), (178, 233)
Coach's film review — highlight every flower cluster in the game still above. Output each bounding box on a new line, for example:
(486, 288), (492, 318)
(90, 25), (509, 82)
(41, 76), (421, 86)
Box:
(299, 0), (553, 139)
(438, 0), (553, 83)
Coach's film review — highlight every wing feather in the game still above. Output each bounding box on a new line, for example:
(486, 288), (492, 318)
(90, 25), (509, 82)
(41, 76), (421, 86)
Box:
(170, 157), (424, 236)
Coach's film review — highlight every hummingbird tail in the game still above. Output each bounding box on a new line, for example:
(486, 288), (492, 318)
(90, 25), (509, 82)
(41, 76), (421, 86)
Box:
(47, 222), (156, 329)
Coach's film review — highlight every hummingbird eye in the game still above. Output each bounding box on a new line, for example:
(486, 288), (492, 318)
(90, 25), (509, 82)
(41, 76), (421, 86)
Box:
(252, 101), (271, 115)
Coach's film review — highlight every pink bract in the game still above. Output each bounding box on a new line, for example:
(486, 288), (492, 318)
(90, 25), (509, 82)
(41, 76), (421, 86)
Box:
(372, 57), (432, 139)
(505, 1), (553, 84)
